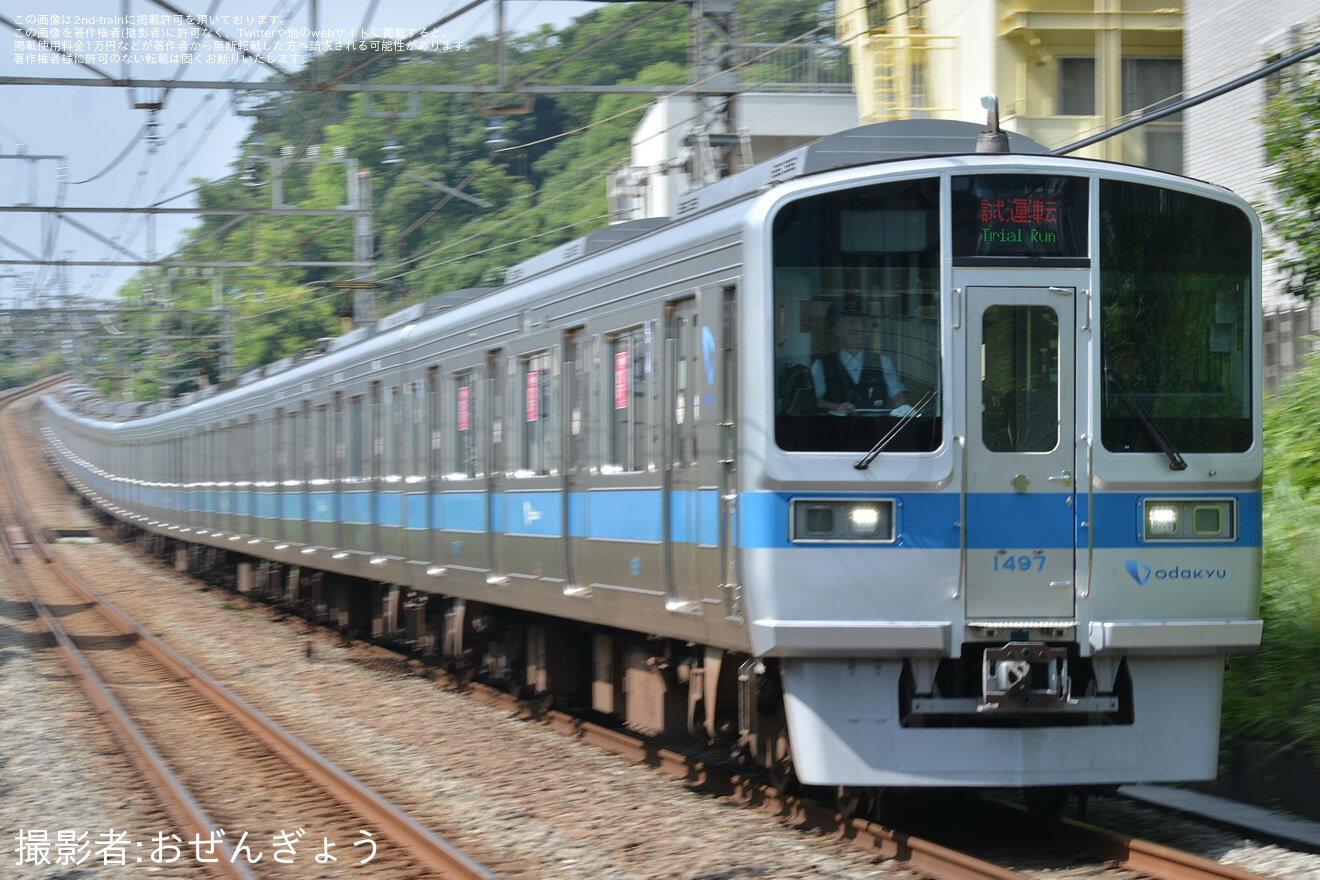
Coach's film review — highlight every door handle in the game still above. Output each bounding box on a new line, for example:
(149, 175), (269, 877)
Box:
(1047, 470), (1072, 486)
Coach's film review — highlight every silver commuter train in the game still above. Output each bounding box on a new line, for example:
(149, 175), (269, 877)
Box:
(42, 118), (1263, 798)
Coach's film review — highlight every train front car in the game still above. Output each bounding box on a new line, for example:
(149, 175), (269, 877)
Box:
(744, 123), (1262, 794)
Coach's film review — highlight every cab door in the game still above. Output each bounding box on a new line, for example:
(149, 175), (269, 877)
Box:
(964, 286), (1076, 620)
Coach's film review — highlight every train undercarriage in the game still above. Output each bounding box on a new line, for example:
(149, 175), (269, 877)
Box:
(89, 504), (1125, 820)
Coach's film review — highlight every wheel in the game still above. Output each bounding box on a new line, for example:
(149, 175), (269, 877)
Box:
(767, 726), (799, 793)
(866, 788), (893, 825)
(836, 786), (875, 821)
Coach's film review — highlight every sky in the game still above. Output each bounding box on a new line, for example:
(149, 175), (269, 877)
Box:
(0, 0), (598, 305)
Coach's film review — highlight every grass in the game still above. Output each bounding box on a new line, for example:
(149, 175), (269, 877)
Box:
(1221, 351), (1320, 762)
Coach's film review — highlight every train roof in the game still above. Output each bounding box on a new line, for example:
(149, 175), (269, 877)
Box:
(60, 120), (1054, 421)
(500, 119), (1049, 285)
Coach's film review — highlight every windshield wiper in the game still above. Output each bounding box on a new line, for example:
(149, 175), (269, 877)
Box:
(1103, 365), (1187, 471)
(855, 391), (936, 470)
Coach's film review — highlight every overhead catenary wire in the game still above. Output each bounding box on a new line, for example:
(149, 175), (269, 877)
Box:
(1052, 39), (1320, 155)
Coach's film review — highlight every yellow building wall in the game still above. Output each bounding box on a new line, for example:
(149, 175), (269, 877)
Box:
(837, 0), (1183, 167)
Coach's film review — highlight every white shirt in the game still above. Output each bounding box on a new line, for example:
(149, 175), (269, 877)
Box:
(811, 350), (907, 402)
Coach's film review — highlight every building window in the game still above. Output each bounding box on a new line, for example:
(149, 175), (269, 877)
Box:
(1059, 57), (1095, 115)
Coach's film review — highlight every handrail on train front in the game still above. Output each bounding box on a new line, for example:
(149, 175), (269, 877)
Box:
(1081, 434), (1095, 600)
(954, 434), (967, 600)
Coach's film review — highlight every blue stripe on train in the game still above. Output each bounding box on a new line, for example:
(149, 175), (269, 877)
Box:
(76, 456), (1260, 551)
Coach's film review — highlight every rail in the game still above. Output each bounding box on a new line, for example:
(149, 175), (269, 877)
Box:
(0, 378), (501, 880)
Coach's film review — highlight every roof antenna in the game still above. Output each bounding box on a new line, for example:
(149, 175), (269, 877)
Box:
(977, 95), (1011, 154)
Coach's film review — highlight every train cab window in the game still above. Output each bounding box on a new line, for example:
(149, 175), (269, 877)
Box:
(515, 351), (554, 477)
(453, 370), (480, 479)
(1098, 180), (1253, 454)
(605, 327), (650, 473)
(772, 177), (942, 453)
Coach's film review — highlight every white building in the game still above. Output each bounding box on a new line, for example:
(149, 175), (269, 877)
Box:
(1186, 1), (1318, 387)
(610, 92), (859, 220)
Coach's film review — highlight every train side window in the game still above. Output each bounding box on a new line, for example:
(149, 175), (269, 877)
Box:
(604, 327), (649, 473)
(406, 380), (425, 486)
(346, 394), (365, 483)
(382, 384), (400, 483)
(426, 367), (441, 481)
(566, 330), (590, 474)
(332, 393), (344, 481)
(312, 405), (327, 485)
(453, 369), (479, 479)
(273, 410), (285, 486)
(286, 410), (300, 485)
(515, 351), (554, 477)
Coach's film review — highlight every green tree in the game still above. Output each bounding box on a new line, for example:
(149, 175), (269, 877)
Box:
(113, 1), (827, 389)
(1222, 352), (1320, 758)
(1261, 23), (1320, 300)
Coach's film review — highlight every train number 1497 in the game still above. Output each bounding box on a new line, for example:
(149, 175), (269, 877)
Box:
(994, 554), (1046, 572)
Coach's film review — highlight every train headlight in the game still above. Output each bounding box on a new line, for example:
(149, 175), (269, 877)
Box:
(1146, 504), (1179, 536)
(792, 499), (894, 543)
(1142, 498), (1235, 541)
(849, 506), (882, 537)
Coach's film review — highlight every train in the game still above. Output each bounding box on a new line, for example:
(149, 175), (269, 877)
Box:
(40, 116), (1264, 810)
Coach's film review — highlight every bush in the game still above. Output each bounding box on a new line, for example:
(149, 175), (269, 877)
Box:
(1222, 350), (1320, 758)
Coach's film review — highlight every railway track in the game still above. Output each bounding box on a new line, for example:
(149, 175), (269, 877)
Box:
(0, 378), (498, 880)
(3, 376), (1290, 880)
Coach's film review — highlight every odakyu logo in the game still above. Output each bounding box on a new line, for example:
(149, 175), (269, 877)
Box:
(1124, 560), (1152, 585)
(1125, 560), (1228, 585)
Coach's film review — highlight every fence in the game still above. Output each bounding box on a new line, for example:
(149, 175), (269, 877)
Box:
(1264, 300), (1319, 394)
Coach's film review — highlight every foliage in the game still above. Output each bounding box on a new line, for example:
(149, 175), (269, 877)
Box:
(1222, 23), (1320, 758)
(80, 1), (834, 395)
(1261, 23), (1320, 300)
(0, 344), (67, 392)
(1222, 351), (1320, 758)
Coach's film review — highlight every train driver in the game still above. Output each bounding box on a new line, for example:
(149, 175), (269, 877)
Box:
(812, 295), (911, 416)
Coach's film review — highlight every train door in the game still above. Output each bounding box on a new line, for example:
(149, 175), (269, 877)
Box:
(486, 350), (504, 582)
(963, 285), (1076, 620)
(663, 297), (705, 614)
(563, 327), (591, 595)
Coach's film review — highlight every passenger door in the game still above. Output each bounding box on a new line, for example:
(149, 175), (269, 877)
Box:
(564, 328), (591, 595)
(663, 297), (705, 615)
(964, 285), (1076, 620)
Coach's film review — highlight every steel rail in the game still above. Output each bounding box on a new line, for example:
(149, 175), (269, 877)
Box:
(983, 797), (1277, 880)
(1051, 814), (1277, 880)
(453, 678), (1031, 880)
(0, 380), (253, 880)
(2, 379), (501, 880)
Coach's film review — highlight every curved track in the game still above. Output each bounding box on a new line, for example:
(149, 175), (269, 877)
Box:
(0, 378), (498, 880)
(7, 377), (1287, 880)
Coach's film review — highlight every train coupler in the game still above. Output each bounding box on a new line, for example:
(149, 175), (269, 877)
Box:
(980, 642), (1070, 711)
